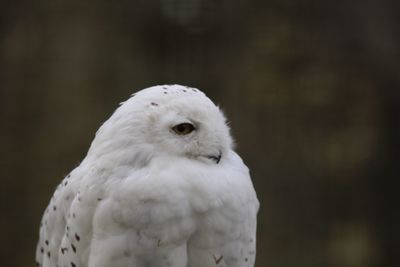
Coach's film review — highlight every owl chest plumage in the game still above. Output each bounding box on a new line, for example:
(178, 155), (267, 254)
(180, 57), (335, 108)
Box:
(37, 153), (257, 267)
(105, 154), (254, 245)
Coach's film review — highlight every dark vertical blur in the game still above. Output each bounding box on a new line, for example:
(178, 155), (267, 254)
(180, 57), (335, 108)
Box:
(1, 0), (399, 266)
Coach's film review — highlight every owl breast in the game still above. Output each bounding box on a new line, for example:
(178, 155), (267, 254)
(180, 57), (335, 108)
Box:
(93, 151), (258, 267)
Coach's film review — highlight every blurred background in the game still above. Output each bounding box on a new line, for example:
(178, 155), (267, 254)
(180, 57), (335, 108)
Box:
(1, 0), (399, 266)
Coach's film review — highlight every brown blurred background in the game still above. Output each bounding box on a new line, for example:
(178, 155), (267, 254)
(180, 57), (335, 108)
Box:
(1, 0), (399, 266)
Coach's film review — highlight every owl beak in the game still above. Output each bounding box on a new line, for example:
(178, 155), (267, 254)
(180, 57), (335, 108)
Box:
(207, 152), (222, 164)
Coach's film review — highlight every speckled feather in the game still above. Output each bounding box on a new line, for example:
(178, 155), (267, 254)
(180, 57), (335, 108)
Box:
(36, 85), (259, 267)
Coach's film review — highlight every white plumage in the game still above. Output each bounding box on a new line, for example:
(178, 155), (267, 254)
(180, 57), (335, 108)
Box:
(36, 85), (259, 267)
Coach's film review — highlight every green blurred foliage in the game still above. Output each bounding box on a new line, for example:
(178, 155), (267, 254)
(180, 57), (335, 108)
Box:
(1, 0), (399, 267)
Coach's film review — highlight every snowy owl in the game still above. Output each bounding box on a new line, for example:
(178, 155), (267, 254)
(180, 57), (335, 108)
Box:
(36, 85), (259, 267)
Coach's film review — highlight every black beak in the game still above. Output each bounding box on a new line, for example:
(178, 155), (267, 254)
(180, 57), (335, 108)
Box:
(207, 153), (222, 164)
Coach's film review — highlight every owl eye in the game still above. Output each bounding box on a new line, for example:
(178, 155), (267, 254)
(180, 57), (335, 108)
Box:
(172, 123), (195, 135)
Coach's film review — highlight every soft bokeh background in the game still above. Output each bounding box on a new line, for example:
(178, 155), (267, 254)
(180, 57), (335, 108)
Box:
(1, 0), (399, 266)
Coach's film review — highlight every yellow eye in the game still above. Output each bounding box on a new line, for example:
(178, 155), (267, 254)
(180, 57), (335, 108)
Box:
(172, 123), (195, 135)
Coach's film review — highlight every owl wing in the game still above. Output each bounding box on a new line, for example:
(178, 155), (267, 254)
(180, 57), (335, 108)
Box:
(36, 174), (69, 267)
(36, 172), (92, 267)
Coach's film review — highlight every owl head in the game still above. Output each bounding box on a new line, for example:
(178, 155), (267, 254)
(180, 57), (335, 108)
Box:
(87, 85), (233, 167)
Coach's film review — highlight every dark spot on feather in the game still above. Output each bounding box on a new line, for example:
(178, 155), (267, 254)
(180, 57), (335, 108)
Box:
(71, 262), (76, 267)
(61, 247), (68, 254)
(40, 247), (44, 253)
(47, 251), (50, 258)
(245, 258), (248, 262)
(150, 102), (158, 106)
(183, 89), (187, 92)
(71, 243), (76, 253)
(97, 198), (102, 201)
(45, 240), (49, 245)
(66, 226), (69, 231)
(64, 181), (68, 186)
(53, 206), (56, 211)
(213, 255), (223, 264)
(72, 213), (76, 218)
(75, 233), (80, 241)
